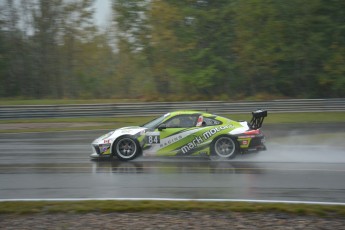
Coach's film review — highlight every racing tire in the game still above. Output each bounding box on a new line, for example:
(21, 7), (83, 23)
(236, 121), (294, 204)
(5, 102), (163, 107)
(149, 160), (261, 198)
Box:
(210, 135), (238, 160)
(113, 136), (141, 161)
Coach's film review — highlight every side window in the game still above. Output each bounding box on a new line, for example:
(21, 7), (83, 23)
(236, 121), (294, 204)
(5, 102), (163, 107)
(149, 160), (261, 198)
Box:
(203, 117), (221, 126)
(165, 117), (181, 128)
(164, 115), (198, 128)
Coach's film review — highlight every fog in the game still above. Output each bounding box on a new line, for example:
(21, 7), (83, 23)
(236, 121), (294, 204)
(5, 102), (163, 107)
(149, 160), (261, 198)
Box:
(237, 132), (345, 163)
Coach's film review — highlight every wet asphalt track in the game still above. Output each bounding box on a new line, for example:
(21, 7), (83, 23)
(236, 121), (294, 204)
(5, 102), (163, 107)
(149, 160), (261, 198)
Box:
(0, 124), (344, 203)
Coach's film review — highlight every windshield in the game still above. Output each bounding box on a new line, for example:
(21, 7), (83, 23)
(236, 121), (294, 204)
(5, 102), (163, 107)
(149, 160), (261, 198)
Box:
(141, 114), (167, 129)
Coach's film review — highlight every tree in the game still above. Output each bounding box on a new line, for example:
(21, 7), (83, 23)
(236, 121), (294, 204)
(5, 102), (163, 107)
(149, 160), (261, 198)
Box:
(232, 0), (345, 98)
(0, 0), (103, 99)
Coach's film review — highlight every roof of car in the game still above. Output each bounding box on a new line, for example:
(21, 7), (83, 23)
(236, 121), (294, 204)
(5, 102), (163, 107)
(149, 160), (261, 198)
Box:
(168, 110), (214, 117)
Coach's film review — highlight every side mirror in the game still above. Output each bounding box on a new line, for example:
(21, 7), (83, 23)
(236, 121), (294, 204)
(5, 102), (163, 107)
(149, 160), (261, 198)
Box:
(158, 124), (167, 131)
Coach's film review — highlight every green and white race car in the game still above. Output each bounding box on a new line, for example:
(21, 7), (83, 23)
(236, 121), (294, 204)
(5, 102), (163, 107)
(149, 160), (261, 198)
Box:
(91, 110), (267, 161)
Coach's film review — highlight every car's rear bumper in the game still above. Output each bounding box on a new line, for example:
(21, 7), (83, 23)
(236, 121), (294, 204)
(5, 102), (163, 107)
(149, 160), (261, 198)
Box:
(237, 133), (266, 152)
(248, 135), (266, 151)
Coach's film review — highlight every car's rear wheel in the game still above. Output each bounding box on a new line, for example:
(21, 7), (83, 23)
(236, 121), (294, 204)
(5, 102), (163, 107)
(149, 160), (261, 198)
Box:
(113, 136), (140, 161)
(210, 135), (238, 160)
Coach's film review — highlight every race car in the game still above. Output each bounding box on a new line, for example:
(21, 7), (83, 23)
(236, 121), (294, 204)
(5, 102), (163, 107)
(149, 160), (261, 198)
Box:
(91, 110), (267, 161)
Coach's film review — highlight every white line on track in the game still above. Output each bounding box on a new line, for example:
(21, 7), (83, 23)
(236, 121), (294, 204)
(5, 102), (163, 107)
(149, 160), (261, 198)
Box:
(1, 166), (345, 173)
(0, 198), (345, 206)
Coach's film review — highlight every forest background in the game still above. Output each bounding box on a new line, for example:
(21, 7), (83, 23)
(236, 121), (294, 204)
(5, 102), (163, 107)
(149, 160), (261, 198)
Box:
(0, 0), (344, 101)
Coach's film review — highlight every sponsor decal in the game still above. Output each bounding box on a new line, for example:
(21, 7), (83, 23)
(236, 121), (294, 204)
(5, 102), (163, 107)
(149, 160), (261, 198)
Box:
(160, 135), (183, 147)
(99, 144), (110, 154)
(238, 135), (255, 138)
(181, 125), (233, 154)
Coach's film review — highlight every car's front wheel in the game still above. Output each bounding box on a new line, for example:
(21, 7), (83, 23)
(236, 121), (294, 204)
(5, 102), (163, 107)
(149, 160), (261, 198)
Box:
(113, 136), (140, 161)
(210, 135), (238, 160)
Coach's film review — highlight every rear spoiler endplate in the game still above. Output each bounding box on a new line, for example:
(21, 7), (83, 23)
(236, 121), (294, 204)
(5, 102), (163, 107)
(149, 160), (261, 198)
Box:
(249, 109), (267, 130)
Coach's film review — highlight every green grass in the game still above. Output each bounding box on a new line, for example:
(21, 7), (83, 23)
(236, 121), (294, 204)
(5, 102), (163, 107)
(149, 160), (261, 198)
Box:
(262, 112), (345, 124)
(0, 99), (138, 105)
(0, 112), (344, 133)
(0, 200), (344, 216)
(0, 116), (153, 124)
(1, 112), (344, 124)
(0, 126), (111, 134)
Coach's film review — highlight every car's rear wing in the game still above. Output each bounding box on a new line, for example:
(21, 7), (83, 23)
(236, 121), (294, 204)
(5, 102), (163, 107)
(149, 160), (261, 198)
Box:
(249, 109), (267, 130)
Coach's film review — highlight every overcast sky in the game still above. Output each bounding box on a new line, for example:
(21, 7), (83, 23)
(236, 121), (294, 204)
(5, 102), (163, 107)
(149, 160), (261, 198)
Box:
(94, 0), (112, 27)
(0, 0), (113, 30)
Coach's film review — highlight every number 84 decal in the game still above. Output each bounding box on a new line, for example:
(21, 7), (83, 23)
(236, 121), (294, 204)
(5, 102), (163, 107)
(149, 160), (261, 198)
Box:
(145, 132), (160, 144)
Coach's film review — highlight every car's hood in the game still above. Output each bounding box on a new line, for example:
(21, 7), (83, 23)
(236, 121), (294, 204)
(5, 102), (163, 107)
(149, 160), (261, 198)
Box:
(93, 126), (147, 144)
(113, 126), (147, 136)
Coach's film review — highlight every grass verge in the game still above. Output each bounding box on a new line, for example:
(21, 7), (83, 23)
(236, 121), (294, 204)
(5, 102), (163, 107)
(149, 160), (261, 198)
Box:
(0, 200), (345, 217)
(0, 99), (139, 105)
(0, 112), (344, 133)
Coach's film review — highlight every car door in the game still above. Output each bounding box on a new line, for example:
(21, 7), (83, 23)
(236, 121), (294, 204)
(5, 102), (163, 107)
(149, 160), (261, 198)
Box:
(153, 114), (205, 156)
